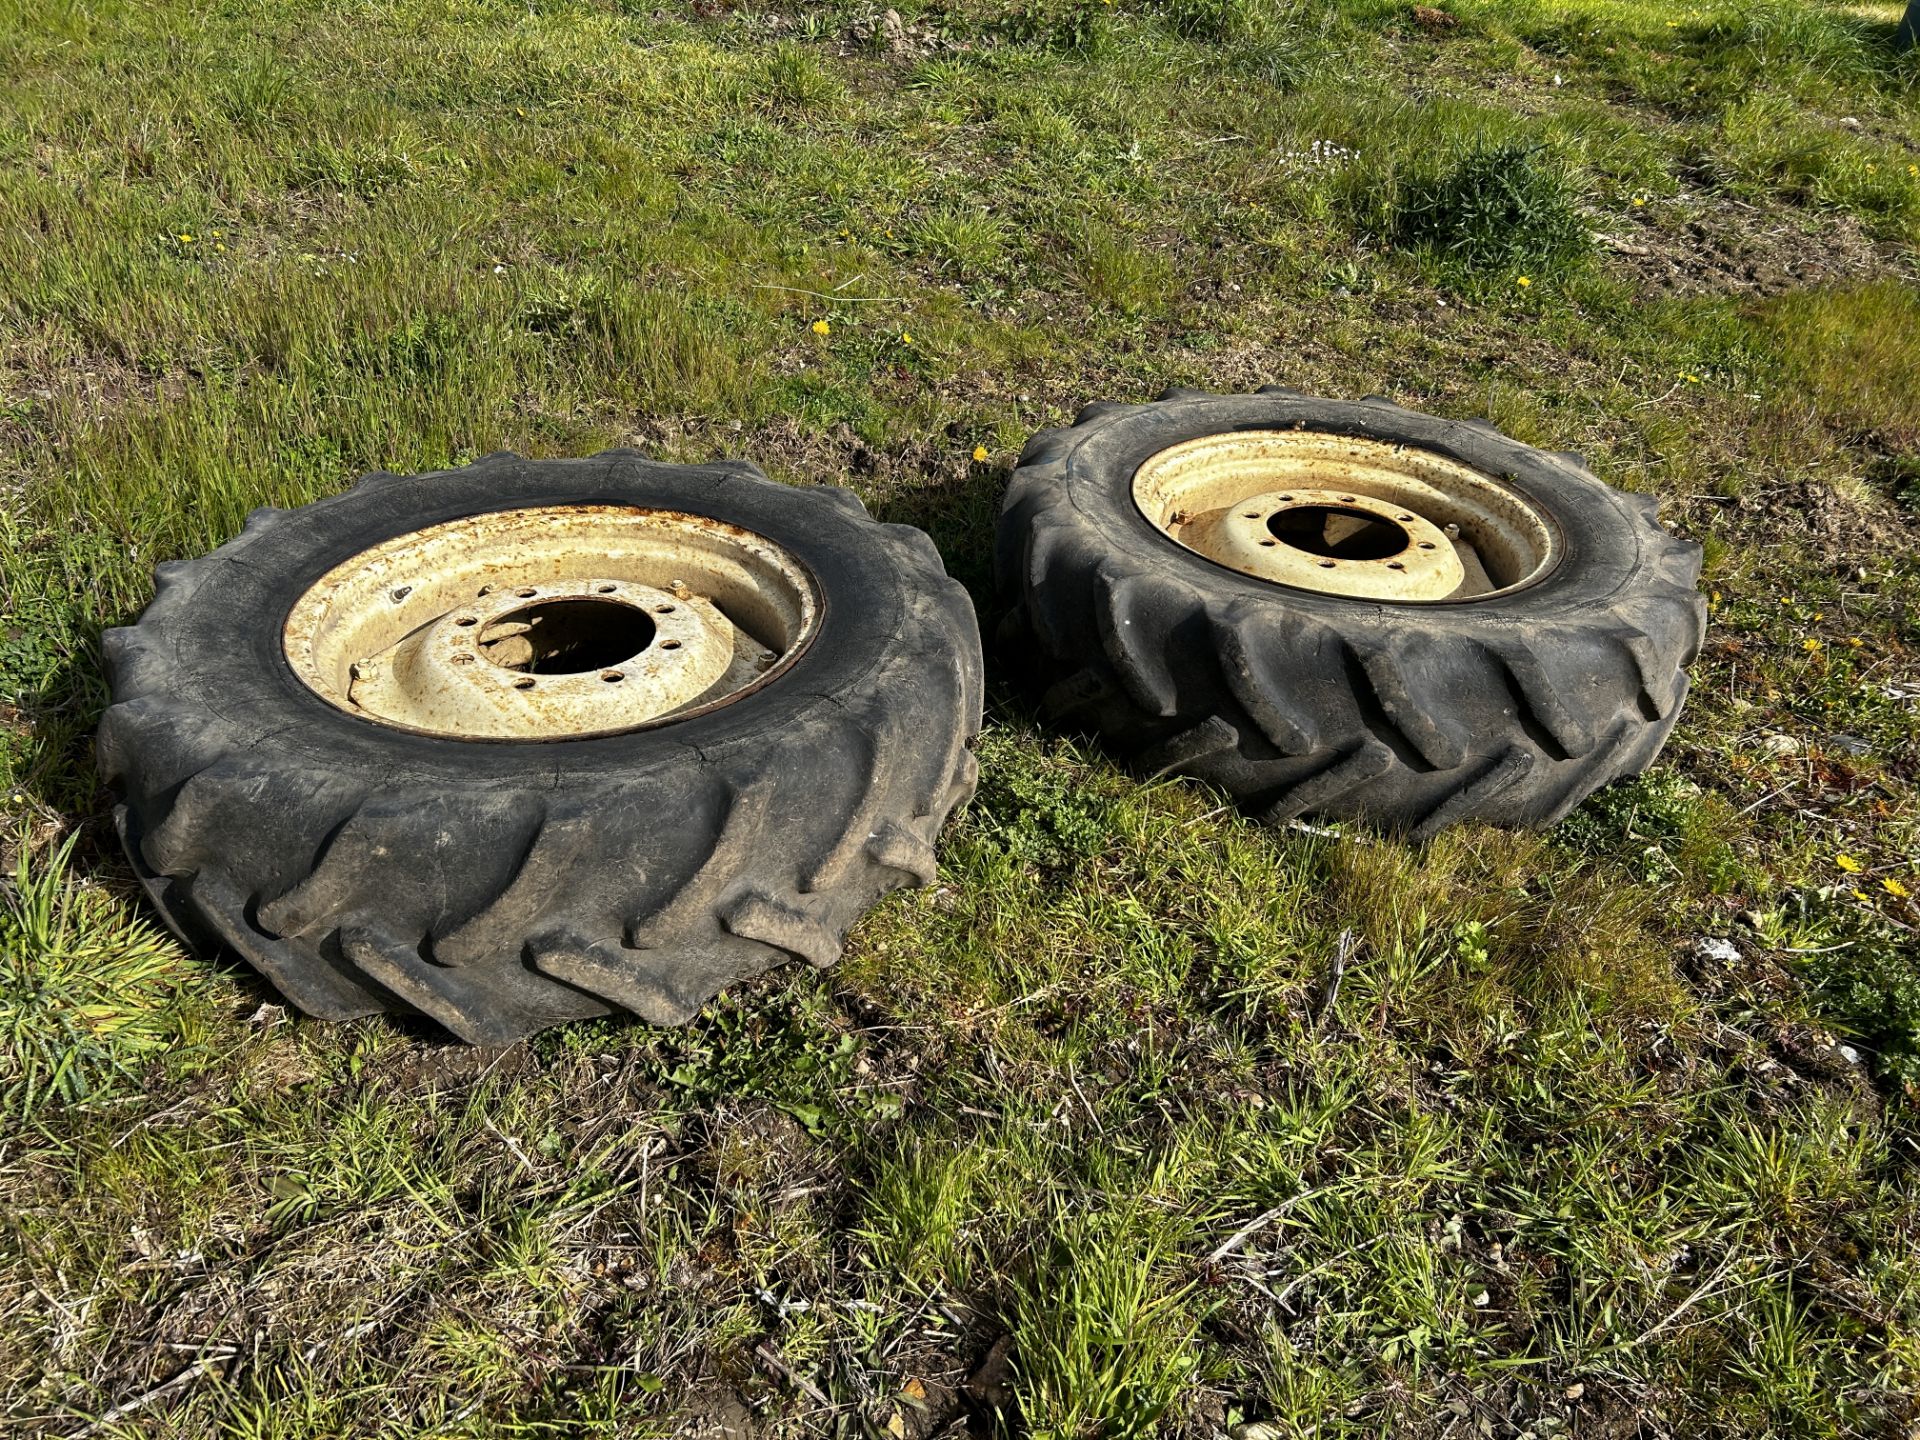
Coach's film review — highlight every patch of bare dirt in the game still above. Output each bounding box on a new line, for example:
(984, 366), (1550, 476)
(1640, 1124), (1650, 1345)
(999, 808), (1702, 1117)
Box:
(1601, 191), (1909, 299)
(1711, 472), (1900, 561)
(676, 1387), (761, 1439)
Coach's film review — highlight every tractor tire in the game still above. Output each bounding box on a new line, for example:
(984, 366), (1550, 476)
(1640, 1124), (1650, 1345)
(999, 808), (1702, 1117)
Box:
(99, 450), (982, 1044)
(996, 388), (1705, 839)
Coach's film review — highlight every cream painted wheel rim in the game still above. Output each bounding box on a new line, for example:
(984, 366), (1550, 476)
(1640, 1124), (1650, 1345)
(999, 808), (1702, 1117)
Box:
(284, 505), (822, 740)
(1132, 430), (1560, 602)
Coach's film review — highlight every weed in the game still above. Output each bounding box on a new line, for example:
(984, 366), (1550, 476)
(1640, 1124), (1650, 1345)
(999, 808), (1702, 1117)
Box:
(1772, 890), (1920, 1093)
(854, 1138), (987, 1294)
(913, 207), (1013, 281)
(757, 42), (843, 111)
(1066, 222), (1174, 315)
(1392, 140), (1591, 278)
(1557, 770), (1748, 894)
(656, 990), (900, 1137)
(969, 730), (1111, 869)
(994, 0), (1114, 54)
(1152, 0), (1263, 43)
(0, 834), (194, 1115)
(1010, 1206), (1200, 1440)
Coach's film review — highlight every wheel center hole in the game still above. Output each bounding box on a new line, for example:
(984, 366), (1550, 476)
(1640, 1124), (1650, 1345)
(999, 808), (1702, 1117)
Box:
(479, 599), (656, 674)
(1267, 505), (1410, 561)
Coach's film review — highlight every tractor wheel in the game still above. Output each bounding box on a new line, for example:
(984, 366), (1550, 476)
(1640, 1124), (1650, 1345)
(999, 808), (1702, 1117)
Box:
(100, 451), (982, 1043)
(996, 388), (1705, 838)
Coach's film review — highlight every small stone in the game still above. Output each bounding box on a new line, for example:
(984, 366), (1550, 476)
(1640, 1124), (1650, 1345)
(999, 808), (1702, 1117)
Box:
(1828, 733), (1872, 757)
(1761, 733), (1799, 757)
(1696, 937), (1740, 964)
(1564, 1382), (1585, 1401)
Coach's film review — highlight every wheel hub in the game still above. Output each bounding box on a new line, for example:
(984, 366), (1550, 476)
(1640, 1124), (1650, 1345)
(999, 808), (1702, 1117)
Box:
(1132, 429), (1558, 602)
(284, 505), (820, 740)
(1175, 486), (1465, 601)
(345, 578), (747, 739)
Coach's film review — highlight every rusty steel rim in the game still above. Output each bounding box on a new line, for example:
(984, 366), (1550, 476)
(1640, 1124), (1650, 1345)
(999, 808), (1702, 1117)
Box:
(283, 505), (822, 741)
(1132, 430), (1560, 602)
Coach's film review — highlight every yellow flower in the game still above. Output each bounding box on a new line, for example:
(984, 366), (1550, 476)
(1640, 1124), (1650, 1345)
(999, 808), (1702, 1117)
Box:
(1837, 853), (1864, 874)
(214, 243), (226, 253)
(176, 232), (193, 243)
(1684, 374), (1701, 383)
(1884, 877), (1912, 900)
(1847, 636), (1863, 648)
(900, 331), (914, 345)
(811, 319), (831, 336)
(1516, 276), (1532, 288)
(971, 445), (989, 463)
(1709, 591), (1721, 606)
(1632, 197), (1645, 207)
(1802, 638), (1821, 652)
(1853, 889), (1870, 902)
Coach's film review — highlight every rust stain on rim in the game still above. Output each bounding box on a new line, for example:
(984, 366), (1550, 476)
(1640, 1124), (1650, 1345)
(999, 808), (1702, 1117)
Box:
(1133, 430), (1561, 602)
(283, 505), (822, 741)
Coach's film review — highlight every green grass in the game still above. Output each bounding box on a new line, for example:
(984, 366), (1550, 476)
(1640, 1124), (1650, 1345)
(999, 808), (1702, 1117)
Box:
(3, 0), (1920, 1434)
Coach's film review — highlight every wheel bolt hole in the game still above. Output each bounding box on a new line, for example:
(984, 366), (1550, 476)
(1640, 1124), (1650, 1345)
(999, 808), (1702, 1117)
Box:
(455, 616), (478, 627)
(1258, 539), (1277, 547)
(1397, 514), (1414, 522)
(1388, 561), (1406, 570)
(1243, 511), (1261, 519)
(661, 640), (682, 650)
(596, 584), (617, 594)
(1318, 559), (1336, 568)
(601, 670), (623, 683)
(390, 585), (412, 602)
(654, 604), (676, 614)
(513, 677), (535, 690)
(1419, 541), (1437, 549)
(515, 587), (537, 598)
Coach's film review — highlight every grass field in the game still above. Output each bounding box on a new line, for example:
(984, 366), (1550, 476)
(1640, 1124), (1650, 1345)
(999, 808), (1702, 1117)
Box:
(3, 0), (1920, 1434)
